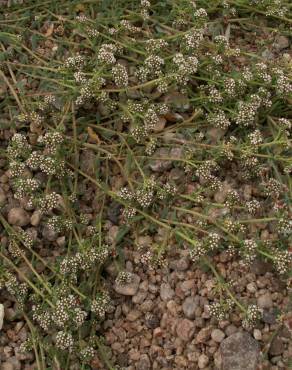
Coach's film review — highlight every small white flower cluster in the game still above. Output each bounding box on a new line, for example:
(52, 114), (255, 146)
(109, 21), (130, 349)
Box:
(144, 108), (159, 131)
(20, 229), (34, 249)
(118, 187), (134, 201)
(75, 84), (94, 106)
(26, 151), (42, 170)
(273, 68), (292, 95)
(122, 206), (137, 222)
(60, 255), (81, 276)
(205, 233), (221, 251)
(234, 96), (261, 127)
(206, 110), (230, 129)
(112, 64), (128, 87)
(32, 304), (51, 331)
(278, 118), (291, 136)
(7, 133), (31, 159)
(157, 183), (177, 200)
(194, 8), (208, 18)
(242, 239), (257, 265)
(140, 249), (167, 269)
(248, 129), (263, 146)
(5, 273), (28, 308)
(246, 199), (261, 215)
(30, 111), (44, 128)
(224, 77), (237, 96)
(74, 71), (87, 84)
(145, 137), (157, 155)
(140, 0), (151, 19)
(13, 178), (40, 199)
(145, 39), (168, 54)
(74, 307), (87, 327)
(240, 155), (259, 179)
(91, 292), (111, 319)
(195, 160), (219, 182)
(19, 338), (33, 354)
(120, 20), (141, 34)
(39, 131), (64, 154)
(278, 218), (292, 237)
(255, 62), (271, 83)
(144, 55), (165, 76)
(184, 28), (204, 51)
(39, 192), (60, 213)
(56, 331), (74, 351)
(64, 53), (85, 70)
(207, 86), (223, 103)
(47, 215), (72, 233)
(86, 26), (99, 37)
(214, 35), (229, 47)
(274, 249), (292, 274)
(242, 304), (262, 329)
(189, 243), (206, 262)
(97, 43), (119, 65)
(8, 240), (22, 258)
(80, 346), (95, 362)
(9, 161), (25, 178)
(263, 178), (282, 198)
(76, 14), (89, 22)
(266, 1), (287, 17)
(115, 271), (133, 286)
(173, 53), (198, 84)
(225, 189), (240, 207)
(39, 156), (57, 176)
(53, 294), (87, 328)
(208, 302), (226, 320)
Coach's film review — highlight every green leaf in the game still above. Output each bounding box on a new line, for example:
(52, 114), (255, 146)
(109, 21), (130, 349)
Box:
(115, 225), (130, 244)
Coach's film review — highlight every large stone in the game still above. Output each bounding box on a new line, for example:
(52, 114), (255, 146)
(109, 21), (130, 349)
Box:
(160, 283), (175, 301)
(211, 328), (225, 343)
(8, 208), (30, 227)
(257, 292), (273, 309)
(149, 148), (172, 172)
(273, 35), (289, 51)
(269, 337), (285, 356)
(114, 273), (140, 296)
(182, 296), (199, 319)
(196, 326), (212, 343)
(220, 332), (260, 370)
(176, 318), (195, 341)
(80, 150), (96, 176)
(136, 354), (151, 370)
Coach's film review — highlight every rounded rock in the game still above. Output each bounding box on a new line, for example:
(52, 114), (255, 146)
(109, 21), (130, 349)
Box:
(257, 292), (273, 309)
(8, 208), (30, 227)
(198, 354), (209, 369)
(220, 332), (260, 370)
(211, 328), (225, 343)
(160, 283), (174, 301)
(176, 318), (195, 341)
(182, 296), (199, 319)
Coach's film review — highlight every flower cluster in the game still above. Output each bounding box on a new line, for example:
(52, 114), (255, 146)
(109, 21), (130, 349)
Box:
(112, 64), (128, 87)
(242, 304), (262, 329)
(91, 292), (111, 319)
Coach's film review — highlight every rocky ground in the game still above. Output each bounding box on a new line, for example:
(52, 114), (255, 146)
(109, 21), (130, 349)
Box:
(1, 240), (292, 369)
